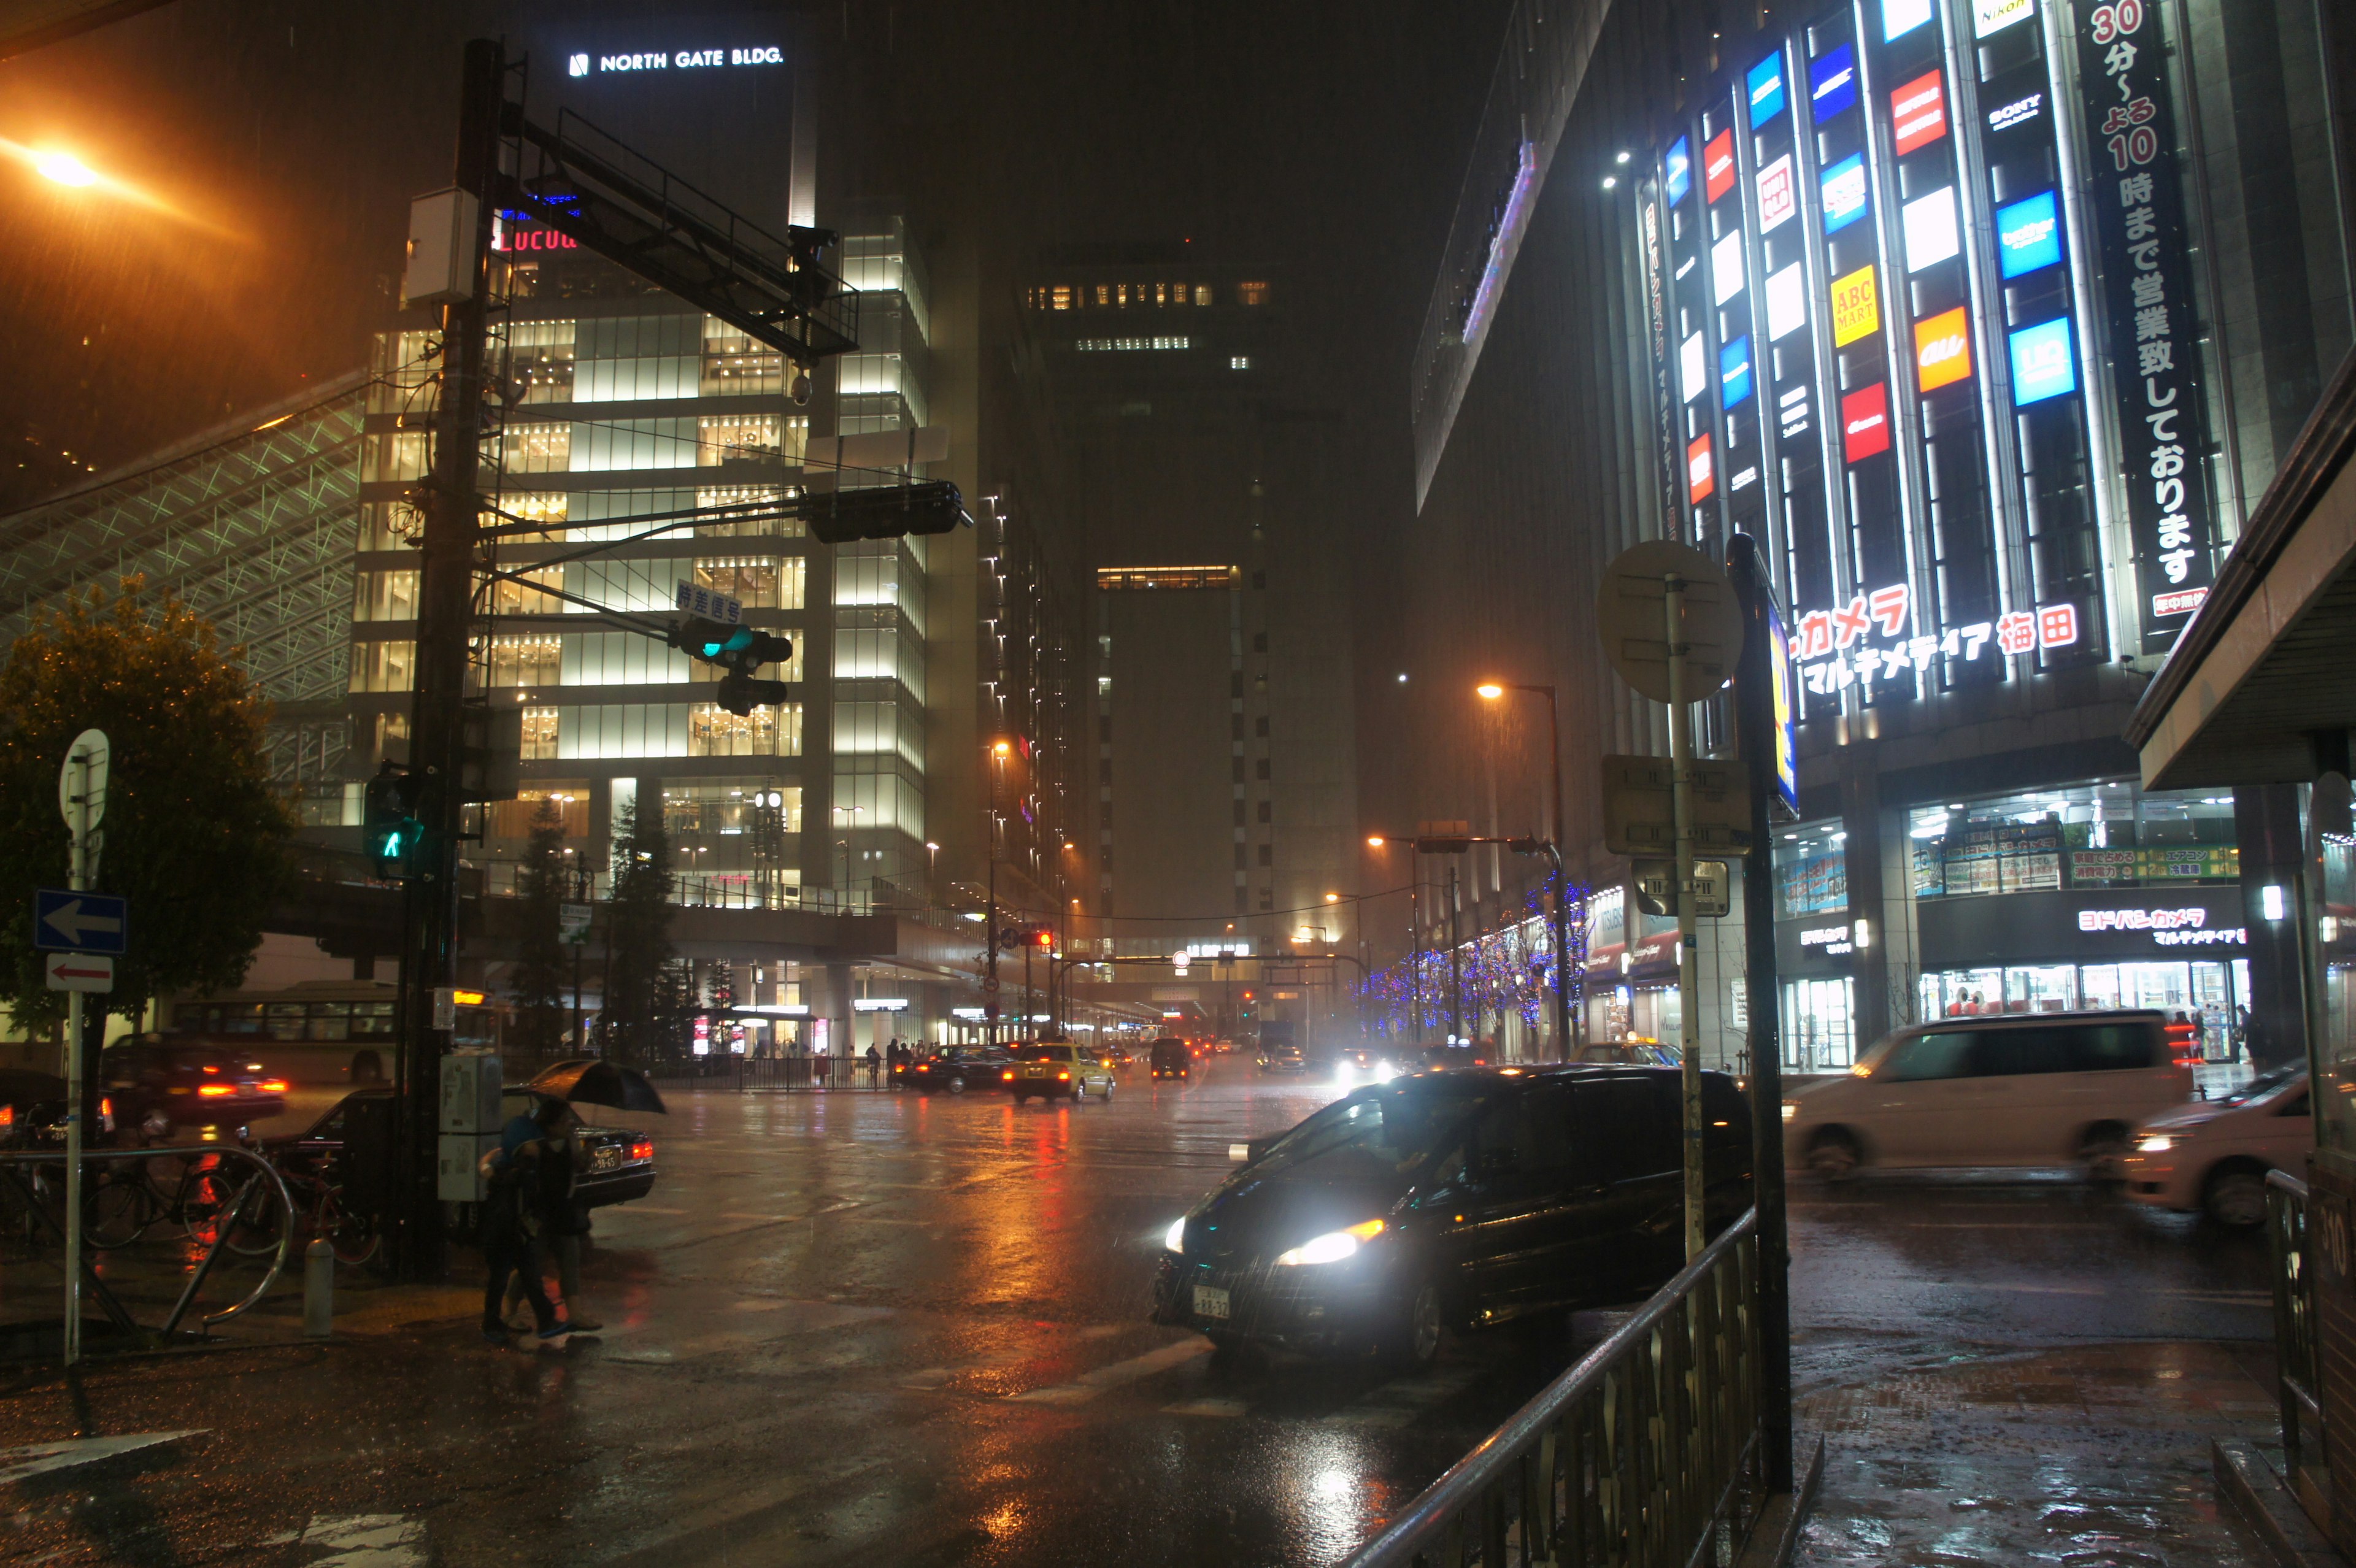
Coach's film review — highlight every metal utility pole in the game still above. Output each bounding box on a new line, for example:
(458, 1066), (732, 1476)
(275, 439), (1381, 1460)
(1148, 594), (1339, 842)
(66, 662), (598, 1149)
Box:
(985, 747), (1005, 1049)
(394, 37), (502, 1282)
(1448, 863), (1463, 1043)
(56, 729), (108, 1366)
(1665, 570), (1706, 1261)
(1478, 682), (1576, 1061)
(1729, 532), (1795, 1493)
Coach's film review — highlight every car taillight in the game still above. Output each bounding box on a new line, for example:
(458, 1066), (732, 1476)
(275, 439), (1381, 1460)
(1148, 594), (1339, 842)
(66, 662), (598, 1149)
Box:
(258, 1080), (289, 1093)
(0, 1105), (12, 1127)
(629, 1139), (654, 1162)
(198, 1085), (233, 1097)
(1002, 1070), (1015, 1080)
(1057, 1071), (1070, 1081)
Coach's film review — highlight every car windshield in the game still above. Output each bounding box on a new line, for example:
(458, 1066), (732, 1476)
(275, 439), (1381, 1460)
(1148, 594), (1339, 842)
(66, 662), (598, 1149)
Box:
(1248, 1082), (1490, 1183)
(2218, 1065), (2305, 1106)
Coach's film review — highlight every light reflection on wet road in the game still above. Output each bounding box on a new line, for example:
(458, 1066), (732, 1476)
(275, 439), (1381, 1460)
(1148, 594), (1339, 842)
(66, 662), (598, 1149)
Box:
(0, 1059), (2274, 1565)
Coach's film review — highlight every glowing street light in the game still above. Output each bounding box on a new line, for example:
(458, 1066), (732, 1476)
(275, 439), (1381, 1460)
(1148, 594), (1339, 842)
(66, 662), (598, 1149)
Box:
(34, 150), (96, 187)
(1475, 682), (1506, 701)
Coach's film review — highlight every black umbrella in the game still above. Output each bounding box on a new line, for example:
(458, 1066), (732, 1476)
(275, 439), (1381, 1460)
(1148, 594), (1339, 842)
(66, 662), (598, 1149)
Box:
(525, 1059), (668, 1115)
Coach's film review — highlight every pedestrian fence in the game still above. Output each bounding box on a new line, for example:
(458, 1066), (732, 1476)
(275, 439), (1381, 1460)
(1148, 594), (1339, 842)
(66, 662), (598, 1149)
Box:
(0, 1145), (296, 1351)
(1340, 1210), (1766, 1568)
(2266, 1169), (2322, 1461)
(637, 1055), (888, 1091)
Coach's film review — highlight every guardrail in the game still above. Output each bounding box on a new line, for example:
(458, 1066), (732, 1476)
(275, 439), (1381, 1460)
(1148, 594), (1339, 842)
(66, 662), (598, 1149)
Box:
(0, 1144), (297, 1351)
(1341, 1210), (1764, 1568)
(2266, 1169), (2321, 1461)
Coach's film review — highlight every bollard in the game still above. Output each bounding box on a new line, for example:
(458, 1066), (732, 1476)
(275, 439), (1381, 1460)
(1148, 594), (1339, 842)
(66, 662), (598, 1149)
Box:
(303, 1237), (333, 1338)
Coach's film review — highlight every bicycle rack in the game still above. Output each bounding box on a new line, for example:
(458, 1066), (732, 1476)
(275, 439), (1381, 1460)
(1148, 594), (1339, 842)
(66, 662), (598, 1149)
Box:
(0, 1145), (297, 1351)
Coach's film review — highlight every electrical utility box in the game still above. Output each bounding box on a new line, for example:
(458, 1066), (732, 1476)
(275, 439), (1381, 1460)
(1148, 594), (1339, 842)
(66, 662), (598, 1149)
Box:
(437, 1133), (502, 1202)
(439, 1051), (504, 1135)
(402, 186), (480, 307)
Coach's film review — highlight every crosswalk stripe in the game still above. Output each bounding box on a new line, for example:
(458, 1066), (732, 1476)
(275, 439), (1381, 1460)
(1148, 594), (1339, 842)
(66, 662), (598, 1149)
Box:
(1010, 1337), (1214, 1404)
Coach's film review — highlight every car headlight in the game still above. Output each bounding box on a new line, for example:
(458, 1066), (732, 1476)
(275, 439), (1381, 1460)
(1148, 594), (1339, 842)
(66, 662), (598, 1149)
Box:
(1780, 1101), (1798, 1123)
(1163, 1216), (1187, 1254)
(2136, 1134), (2173, 1153)
(1334, 1061), (1356, 1085)
(1274, 1218), (1385, 1267)
(1374, 1062), (1398, 1083)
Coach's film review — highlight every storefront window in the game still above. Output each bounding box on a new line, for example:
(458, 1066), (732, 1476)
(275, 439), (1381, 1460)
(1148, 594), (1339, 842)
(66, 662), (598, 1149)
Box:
(1784, 977), (1855, 1070)
(1909, 782), (2238, 899)
(1776, 820), (1847, 917)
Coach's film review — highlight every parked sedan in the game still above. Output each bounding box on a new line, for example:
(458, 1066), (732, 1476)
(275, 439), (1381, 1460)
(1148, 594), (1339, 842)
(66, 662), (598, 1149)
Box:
(498, 1090), (658, 1209)
(1151, 1066), (1752, 1367)
(2123, 1066), (2311, 1226)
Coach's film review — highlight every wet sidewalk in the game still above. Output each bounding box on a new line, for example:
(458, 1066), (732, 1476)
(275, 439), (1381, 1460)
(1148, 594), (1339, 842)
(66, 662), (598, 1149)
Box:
(1793, 1338), (2299, 1566)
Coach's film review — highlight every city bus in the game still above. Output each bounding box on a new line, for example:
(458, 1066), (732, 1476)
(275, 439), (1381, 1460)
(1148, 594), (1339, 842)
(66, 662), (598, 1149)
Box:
(166, 980), (501, 1086)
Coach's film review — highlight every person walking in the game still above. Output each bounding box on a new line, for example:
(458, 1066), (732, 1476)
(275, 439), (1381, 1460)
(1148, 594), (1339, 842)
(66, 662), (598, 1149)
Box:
(502, 1097), (599, 1332)
(479, 1099), (568, 1348)
(866, 1041), (883, 1085)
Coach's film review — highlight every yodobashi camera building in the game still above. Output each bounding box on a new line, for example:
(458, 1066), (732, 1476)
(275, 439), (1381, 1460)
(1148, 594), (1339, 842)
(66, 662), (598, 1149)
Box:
(1402, 0), (2352, 1070)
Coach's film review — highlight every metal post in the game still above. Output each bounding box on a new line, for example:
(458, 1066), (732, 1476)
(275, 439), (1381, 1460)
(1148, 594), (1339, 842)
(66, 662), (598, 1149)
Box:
(62, 987), (81, 1365)
(985, 766), (1001, 1051)
(1541, 687), (1574, 1063)
(1666, 572), (1704, 1261)
(1448, 864), (1463, 1043)
(396, 37), (502, 1282)
(1728, 534), (1794, 1494)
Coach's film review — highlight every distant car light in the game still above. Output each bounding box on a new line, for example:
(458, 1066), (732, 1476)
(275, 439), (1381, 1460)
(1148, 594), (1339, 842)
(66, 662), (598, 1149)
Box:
(1163, 1216), (1187, 1253)
(1335, 1061), (1357, 1086)
(258, 1079), (290, 1093)
(1003, 1069), (1015, 1080)
(1780, 1101), (1798, 1122)
(198, 1085), (233, 1097)
(1276, 1219), (1386, 1267)
(1058, 1070), (1071, 1080)
(2136, 1134), (2173, 1153)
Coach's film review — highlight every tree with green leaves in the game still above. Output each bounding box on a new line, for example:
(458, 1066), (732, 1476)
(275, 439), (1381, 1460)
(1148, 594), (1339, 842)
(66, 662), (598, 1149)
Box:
(508, 797), (569, 1060)
(599, 796), (674, 1062)
(0, 580), (294, 1039)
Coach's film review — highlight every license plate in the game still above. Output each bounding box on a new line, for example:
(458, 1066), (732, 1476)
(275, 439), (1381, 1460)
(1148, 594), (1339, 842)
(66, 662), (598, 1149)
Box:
(591, 1147), (620, 1172)
(1192, 1284), (1230, 1321)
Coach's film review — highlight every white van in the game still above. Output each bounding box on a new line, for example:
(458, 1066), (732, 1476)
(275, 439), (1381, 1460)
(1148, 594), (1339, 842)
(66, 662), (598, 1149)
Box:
(1784, 1010), (2192, 1179)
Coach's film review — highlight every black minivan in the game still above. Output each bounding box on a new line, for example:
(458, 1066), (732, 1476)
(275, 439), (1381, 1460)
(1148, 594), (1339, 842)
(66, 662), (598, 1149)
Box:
(1152, 1066), (1751, 1366)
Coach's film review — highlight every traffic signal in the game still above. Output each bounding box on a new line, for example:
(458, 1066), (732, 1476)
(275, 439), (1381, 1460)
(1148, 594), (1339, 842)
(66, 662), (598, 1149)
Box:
(803, 480), (972, 544)
(363, 761), (425, 879)
(668, 617), (795, 716)
(1033, 928), (1054, 950)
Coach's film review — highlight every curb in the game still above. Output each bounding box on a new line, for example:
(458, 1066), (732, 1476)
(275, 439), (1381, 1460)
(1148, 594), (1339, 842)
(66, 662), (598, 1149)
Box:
(1734, 1434), (1827, 1568)
(2214, 1437), (2349, 1568)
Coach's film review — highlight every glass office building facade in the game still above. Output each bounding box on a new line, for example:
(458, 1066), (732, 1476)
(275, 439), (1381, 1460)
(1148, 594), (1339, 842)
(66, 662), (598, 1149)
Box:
(349, 214), (936, 912)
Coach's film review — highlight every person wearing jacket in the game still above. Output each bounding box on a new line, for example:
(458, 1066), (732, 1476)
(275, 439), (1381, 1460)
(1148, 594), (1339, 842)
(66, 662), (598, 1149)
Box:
(501, 1097), (601, 1332)
(479, 1100), (567, 1347)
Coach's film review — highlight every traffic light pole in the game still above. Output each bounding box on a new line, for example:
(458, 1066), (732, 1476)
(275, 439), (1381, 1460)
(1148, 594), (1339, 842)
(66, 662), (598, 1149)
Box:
(394, 38), (502, 1282)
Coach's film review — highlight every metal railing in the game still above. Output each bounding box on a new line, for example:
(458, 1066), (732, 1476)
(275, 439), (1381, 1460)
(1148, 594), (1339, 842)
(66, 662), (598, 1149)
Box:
(0, 1145), (297, 1350)
(1342, 1210), (1764, 1568)
(2266, 1169), (2322, 1460)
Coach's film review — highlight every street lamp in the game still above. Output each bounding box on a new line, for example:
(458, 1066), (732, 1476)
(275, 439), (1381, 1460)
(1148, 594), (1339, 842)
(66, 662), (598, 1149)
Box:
(33, 150), (97, 187)
(1477, 680), (1574, 1061)
(986, 741), (1012, 1047)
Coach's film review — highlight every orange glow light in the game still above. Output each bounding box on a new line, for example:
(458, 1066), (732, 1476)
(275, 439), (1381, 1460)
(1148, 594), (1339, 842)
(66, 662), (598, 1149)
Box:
(1475, 682), (1505, 700)
(33, 150), (95, 186)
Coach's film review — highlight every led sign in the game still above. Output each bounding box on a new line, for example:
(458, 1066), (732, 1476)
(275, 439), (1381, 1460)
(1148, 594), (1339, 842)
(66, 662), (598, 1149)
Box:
(1711, 230), (1746, 306)
(2153, 588), (2207, 618)
(1687, 436), (1715, 504)
(1821, 155), (1869, 233)
(1704, 130), (1736, 203)
(1975, 0), (2034, 36)
(1901, 186), (1960, 272)
(491, 226), (579, 253)
(1756, 155), (1795, 231)
(1996, 190), (2062, 277)
(2008, 318), (2077, 405)
(1884, 0), (1934, 40)
(852, 998), (910, 1012)
(1788, 583), (2081, 694)
(1680, 331), (1706, 402)
(1841, 383), (1891, 462)
(1811, 45), (1857, 121)
(1892, 71), (1949, 155)
(1914, 306), (1972, 391)
(1747, 54), (1787, 127)
(1720, 336), (1754, 409)
(1665, 136), (1692, 205)
(1986, 91), (2044, 133)
(1765, 263), (1808, 341)
(1830, 264), (1880, 347)
(569, 45), (785, 75)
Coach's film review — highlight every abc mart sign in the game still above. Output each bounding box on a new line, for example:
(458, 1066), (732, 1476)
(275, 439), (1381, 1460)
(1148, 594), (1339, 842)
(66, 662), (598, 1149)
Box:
(570, 46), (785, 76)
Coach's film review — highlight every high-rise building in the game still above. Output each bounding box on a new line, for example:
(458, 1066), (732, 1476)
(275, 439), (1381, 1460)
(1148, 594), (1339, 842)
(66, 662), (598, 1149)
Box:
(1022, 249), (1358, 971)
(1395, 0), (2353, 1067)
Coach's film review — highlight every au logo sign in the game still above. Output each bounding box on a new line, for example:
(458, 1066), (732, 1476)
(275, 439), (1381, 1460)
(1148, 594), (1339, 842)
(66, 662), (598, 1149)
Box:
(1914, 307), (1972, 391)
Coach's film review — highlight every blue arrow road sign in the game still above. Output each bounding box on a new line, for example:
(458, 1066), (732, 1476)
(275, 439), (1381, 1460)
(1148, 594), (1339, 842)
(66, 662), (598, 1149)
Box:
(34, 890), (127, 955)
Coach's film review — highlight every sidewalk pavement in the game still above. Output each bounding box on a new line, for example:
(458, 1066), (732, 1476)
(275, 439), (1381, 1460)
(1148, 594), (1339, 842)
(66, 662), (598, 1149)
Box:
(1794, 1338), (2300, 1567)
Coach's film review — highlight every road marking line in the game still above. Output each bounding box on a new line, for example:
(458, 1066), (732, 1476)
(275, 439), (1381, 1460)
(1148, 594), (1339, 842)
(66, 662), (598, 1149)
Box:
(0, 1429), (205, 1486)
(1162, 1397), (1249, 1417)
(1009, 1337), (1214, 1404)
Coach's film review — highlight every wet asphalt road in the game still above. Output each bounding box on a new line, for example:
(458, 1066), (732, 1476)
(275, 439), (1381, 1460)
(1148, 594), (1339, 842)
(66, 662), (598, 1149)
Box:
(0, 1058), (2275, 1566)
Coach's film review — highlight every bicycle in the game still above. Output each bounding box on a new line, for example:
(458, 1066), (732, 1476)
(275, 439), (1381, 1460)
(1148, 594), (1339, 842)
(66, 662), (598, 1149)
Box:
(228, 1153), (380, 1266)
(80, 1149), (282, 1256)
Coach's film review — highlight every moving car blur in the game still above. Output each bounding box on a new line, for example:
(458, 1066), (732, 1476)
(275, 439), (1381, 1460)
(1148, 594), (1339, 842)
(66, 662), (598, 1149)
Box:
(100, 1039), (287, 1142)
(2125, 1065), (2311, 1226)
(1149, 1037), (1191, 1080)
(1153, 1066), (1752, 1366)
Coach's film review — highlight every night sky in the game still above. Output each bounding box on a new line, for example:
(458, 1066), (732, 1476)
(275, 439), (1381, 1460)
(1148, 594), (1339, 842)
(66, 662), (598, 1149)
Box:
(0, 0), (1509, 828)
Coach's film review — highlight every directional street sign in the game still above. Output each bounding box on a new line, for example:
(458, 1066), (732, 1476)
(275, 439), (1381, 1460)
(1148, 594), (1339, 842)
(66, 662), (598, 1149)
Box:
(34, 890), (127, 955)
(44, 953), (113, 994)
(1596, 541), (1743, 704)
(1631, 858), (1732, 918)
(1599, 756), (1754, 856)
